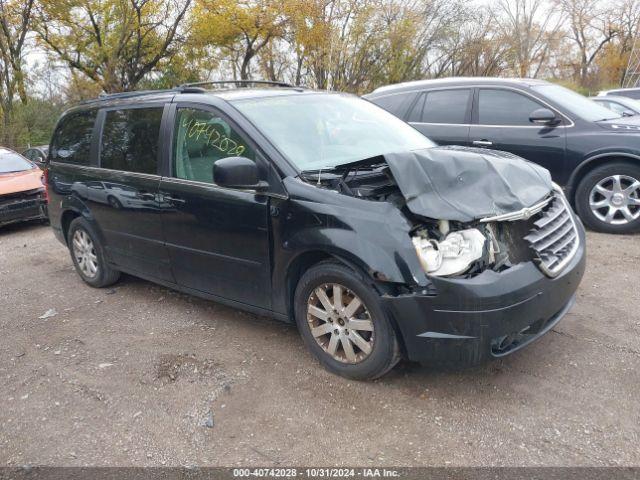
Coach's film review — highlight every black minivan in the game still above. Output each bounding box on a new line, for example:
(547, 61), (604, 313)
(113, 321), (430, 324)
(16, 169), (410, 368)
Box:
(365, 78), (640, 234)
(46, 82), (585, 379)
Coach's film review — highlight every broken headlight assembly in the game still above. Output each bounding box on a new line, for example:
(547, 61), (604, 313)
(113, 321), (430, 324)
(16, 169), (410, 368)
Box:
(411, 227), (486, 277)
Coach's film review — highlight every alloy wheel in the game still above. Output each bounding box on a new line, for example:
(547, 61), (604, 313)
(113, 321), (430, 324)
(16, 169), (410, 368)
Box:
(306, 283), (374, 364)
(72, 229), (99, 278)
(589, 174), (640, 225)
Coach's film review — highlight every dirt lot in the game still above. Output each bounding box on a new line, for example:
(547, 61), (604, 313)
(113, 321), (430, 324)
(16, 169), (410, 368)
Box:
(0, 221), (639, 467)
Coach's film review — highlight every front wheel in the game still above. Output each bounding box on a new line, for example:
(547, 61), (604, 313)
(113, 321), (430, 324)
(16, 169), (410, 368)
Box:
(294, 261), (400, 380)
(575, 162), (640, 234)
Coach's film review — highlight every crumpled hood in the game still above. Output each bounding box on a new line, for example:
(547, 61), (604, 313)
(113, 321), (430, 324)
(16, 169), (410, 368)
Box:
(385, 146), (553, 222)
(0, 168), (43, 196)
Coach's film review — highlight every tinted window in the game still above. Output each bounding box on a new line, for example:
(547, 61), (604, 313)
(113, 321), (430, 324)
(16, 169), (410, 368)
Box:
(409, 89), (470, 124)
(23, 149), (44, 162)
(371, 92), (418, 117)
(100, 107), (163, 174)
(173, 108), (254, 183)
(407, 93), (426, 123)
(51, 110), (97, 164)
(478, 89), (544, 126)
(0, 150), (34, 173)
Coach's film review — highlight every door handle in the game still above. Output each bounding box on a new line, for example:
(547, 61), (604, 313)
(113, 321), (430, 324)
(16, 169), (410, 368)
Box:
(139, 192), (155, 200)
(472, 140), (493, 147)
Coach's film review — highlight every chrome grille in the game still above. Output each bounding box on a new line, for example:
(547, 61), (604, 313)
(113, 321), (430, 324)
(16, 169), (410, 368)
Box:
(524, 191), (580, 277)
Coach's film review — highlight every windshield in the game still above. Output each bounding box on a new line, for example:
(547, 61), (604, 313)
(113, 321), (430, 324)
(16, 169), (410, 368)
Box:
(0, 150), (34, 173)
(613, 97), (640, 111)
(232, 93), (435, 171)
(533, 84), (621, 122)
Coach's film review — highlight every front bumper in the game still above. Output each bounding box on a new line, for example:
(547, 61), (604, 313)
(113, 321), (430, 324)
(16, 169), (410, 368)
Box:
(0, 192), (47, 227)
(382, 222), (586, 367)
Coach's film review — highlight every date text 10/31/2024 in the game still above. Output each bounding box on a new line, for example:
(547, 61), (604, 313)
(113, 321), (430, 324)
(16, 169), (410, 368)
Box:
(232, 468), (401, 478)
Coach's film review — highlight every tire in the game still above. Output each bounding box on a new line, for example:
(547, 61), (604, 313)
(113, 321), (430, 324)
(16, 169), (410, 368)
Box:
(294, 261), (401, 380)
(575, 162), (640, 234)
(107, 195), (122, 209)
(68, 217), (120, 287)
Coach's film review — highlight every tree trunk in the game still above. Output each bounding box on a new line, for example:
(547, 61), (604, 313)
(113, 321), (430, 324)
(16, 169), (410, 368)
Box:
(240, 48), (254, 80)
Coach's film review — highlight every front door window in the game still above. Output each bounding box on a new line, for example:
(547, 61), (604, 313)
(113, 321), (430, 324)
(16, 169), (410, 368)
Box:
(478, 89), (544, 126)
(173, 108), (254, 184)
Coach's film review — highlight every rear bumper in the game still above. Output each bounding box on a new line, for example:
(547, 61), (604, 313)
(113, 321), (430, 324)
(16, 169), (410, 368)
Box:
(382, 221), (586, 367)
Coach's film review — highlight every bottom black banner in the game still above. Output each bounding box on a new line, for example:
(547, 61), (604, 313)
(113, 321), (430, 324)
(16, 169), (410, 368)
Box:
(1, 467), (640, 480)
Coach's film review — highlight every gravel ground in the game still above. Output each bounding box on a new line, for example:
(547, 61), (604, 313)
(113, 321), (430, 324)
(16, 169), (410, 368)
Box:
(0, 221), (638, 467)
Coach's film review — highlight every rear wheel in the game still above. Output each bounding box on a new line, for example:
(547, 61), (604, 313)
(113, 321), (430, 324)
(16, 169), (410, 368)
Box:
(575, 162), (640, 234)
(294, 261), (400, 380)
(68, 217), (120, 287)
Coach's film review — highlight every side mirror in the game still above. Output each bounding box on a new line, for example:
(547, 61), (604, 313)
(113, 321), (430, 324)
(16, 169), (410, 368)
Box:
(213, 156), (267, 190)
(529, 108), (559, 126)
(622, 110), (635, 117)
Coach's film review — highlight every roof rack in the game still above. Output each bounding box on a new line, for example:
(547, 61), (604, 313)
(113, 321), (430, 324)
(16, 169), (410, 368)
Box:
(177, 80), (296, 93)
(78, 80), (300, 105)
(79, 89), (177, 104)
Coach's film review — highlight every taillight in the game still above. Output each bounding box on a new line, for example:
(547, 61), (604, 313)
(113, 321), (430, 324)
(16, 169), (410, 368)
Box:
(42, 168), (49, 203)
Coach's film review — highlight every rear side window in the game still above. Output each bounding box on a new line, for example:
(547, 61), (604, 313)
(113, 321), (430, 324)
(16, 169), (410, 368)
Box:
(50, 110), (97, 165)
(408, 89), (470, 124)
(407, 93), (426, 123)
(478, 89), (543, 126)
(370, 92), (418, 118)
(100, 107), (163, 174)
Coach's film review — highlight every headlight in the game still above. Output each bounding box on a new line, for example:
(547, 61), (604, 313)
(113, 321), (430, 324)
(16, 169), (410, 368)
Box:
(412, 228), (486, 277)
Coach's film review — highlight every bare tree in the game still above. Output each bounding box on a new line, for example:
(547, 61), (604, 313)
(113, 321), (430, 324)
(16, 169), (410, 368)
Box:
(494, 0), (564, 78)
(556, 0), (618, 86)
(430, 7), (509, 78)
(615, 0), (640, 85)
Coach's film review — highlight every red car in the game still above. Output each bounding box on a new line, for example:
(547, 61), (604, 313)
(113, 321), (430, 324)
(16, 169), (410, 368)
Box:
(0, 147), (48, 227)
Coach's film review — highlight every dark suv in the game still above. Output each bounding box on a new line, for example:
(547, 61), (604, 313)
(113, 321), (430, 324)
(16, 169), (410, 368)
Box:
(365, 78), (640, 234)
(45, 82), (585, 379)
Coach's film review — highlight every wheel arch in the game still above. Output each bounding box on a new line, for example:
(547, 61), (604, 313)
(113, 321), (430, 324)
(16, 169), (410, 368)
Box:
(59, 206), (105, 247)
(567, 152), (640, 204)
(60, 209), (82, 244)
(285, 250), (354, 322)
(283, 249), (408, 358)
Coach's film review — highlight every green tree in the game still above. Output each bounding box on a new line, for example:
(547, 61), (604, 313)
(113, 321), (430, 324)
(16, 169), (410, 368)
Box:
(191, 0), (286, 80)
(35, 0), (192, 93)
(0, 0), (34, 145)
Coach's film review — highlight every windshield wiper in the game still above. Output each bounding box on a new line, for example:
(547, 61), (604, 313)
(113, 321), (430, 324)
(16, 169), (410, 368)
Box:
(300, 155), (388, 183)
(332, 155), (387, 172)
(300, 166), (339, 175)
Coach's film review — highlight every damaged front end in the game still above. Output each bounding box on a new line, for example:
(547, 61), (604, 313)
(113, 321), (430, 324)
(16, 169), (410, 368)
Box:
(302, 146), (580, 281)
(297, 145), (586, 367)
(409, 185), (580, 280)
